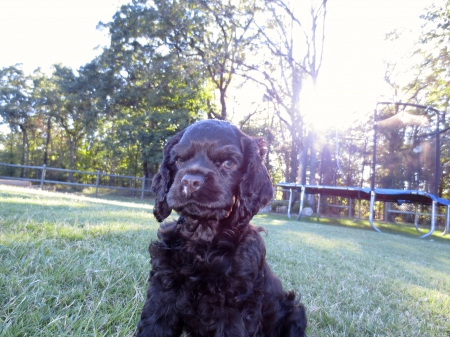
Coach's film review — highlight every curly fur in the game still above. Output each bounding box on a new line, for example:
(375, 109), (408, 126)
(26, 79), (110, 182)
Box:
(137, 120), (307, 337)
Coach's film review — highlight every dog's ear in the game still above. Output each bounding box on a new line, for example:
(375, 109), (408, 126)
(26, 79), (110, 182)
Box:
(238, 137), (274, 220)
(151, 130), (185, 222)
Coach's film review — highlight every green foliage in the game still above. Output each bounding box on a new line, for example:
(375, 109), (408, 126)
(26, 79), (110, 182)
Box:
(410, 1), (450, 111)
(380, 1), (450, 196)
(0, 66), (31, 132)
(97, 1), (211, 174)
(0, 1), (212, 179)
(0, 0), (331, 186)
(2, 0), (449, 195)
(412, 1), (450, 197)
(0, 66), (34, 172)
(0, 132), (21, 171)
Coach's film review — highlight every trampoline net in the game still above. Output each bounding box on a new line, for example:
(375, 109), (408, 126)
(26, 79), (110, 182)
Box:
(374, 105), (440, 194)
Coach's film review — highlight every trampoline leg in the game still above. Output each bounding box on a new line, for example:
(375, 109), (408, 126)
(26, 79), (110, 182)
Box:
(420, 201), (436, 239)
(414, 204), (423, 233)
(287, 188), (293, 219)
(348, 198), (352, 218)
(354, 199), (361, 222)
(316, 193), (321, 218)
(297, 186), (305, 220)
(369, 191), (381, 232)
(442, 205), (449, 236)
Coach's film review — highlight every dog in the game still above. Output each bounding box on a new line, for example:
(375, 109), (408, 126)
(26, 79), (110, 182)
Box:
(137, 120), (307, 336)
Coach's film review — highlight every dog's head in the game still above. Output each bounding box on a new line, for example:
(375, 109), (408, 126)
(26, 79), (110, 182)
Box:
(151, 120), (273, 223)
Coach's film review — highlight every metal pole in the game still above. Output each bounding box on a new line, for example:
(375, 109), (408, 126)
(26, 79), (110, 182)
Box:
(443, 205), (449, 236)
(287, 188), (293, 218)
(369, 190), (381, 232)
(316, 193), (321, 218)
(420, 200), (436, 239)
(434, 109), (441, 196)
(95, 170), (100, 197)
(297, 186), (305, 220)
(40, 164), (46, 190)
(356, 199), (361, 221)
(141, 175), (146, 200)
(371, 107), (378, 191)
(348, 198), (352, 218)
(414, 204), (422, 233)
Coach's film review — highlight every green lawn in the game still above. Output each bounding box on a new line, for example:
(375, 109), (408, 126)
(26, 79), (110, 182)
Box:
(1, 185), (449, 336)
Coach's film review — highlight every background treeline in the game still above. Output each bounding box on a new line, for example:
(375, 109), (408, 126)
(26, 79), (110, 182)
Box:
(0, 0), (449, 198)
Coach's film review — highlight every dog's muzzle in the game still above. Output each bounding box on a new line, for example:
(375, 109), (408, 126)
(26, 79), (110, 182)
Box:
(181, 173), (204, 197)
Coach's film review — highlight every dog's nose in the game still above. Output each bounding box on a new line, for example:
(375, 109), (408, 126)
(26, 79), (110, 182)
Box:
(181, 174), (204, 196)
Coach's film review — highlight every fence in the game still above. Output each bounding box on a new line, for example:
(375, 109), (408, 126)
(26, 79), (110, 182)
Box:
(0, 163), (153, 199)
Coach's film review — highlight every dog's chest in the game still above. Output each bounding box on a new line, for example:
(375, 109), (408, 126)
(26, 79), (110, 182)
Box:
(174, 240), (237, 289)
(156, 233), (260, 303)
(172, 242), (264, 333)
(148, 224), (269, 336)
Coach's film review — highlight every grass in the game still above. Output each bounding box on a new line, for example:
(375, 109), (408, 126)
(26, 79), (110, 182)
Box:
(297, 215), (450, 242)
(1, 185), (449, 337)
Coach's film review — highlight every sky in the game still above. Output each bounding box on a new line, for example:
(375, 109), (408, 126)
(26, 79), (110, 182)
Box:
(0, 0), (437, 131)
(0, 0), (128, 73)
(299, 0), (434, 130)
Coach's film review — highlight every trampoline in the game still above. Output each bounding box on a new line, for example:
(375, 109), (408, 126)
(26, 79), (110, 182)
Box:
(276, 183), (450, 238)
(275, 102), (450, 238)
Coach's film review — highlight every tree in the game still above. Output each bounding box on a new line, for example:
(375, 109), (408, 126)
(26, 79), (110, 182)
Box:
(194, 0), (261, 120)
(0, 131), (22, 176)
(31, 69), (61, 166)
(405, 1), (450, 110)
(384, 1), (450, 196)
(134, 0), (262, 120)
(0, 65), (34, 176)
(0, 0), (330, 187)
(250, 0), (328, 183)
(408, 2), (450, 196)
(98, 1), (210, 180)
(50, 64), (103, 181)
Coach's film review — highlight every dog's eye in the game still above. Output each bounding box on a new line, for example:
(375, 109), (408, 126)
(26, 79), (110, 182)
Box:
(221, 160), (235, 169)
(176, 158), (185, 167)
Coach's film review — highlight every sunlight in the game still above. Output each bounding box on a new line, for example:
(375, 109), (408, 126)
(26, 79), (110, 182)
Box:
(298, 0), (427, 132)
(300, 79), (380, 132)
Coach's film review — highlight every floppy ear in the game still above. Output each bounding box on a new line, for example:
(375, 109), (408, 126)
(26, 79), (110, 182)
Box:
(238, 137), (274, 220)
(151, 130), (185, 222)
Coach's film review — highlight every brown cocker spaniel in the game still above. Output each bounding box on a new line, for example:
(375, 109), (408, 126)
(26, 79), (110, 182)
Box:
(137, 120), (307, 337)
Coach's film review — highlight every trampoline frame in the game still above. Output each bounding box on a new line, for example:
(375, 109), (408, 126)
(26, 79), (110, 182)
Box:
(277, 183), (450, 238)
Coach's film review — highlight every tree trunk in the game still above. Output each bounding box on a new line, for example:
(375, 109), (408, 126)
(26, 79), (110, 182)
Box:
(43, 117), (52, 165)
(309, 132), (317, 185)
(68, 138), (76, 183)
(8, 133), (15, 176)
(299, 131), (309, 185)
(289, 139), (299, 183)
(307, 132), (318, 208)
(19, 124), (29, 178)
(219, 88), (227, 120)
(143, 161), (151, 189)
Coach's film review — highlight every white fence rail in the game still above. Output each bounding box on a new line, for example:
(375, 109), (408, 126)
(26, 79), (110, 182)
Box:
(0, 163), (152, 199)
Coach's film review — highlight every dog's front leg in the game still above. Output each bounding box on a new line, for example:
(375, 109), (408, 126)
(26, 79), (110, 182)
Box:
(136, 283), (182, 337)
